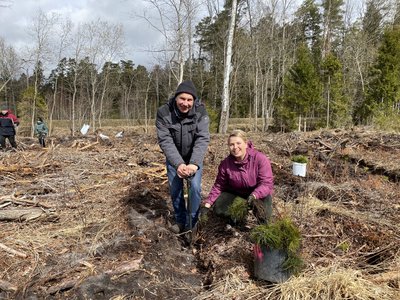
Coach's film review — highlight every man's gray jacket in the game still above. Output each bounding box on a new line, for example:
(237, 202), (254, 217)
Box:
(156, 97), (210, 169)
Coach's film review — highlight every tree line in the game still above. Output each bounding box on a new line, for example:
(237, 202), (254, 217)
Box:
(1, 0), (400, 135)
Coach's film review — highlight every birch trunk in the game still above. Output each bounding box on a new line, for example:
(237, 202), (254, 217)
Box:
(219, 0), (237, 134)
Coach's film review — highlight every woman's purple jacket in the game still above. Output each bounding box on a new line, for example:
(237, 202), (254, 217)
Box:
(205, 141), (274, 206)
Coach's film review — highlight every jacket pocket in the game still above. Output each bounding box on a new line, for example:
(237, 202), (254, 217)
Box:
(166, 124), (180, 148)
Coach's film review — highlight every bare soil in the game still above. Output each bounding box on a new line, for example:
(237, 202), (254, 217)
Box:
(0, 127), (399, 299)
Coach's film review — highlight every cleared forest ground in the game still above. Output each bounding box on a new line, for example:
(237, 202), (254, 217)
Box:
(0, 127), (399, 299)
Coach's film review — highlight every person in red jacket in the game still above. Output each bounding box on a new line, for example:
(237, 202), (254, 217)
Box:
(202, 129), (274, 222)
(0, 104), (20, 150)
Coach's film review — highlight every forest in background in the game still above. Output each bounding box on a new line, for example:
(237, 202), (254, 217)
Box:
(1, 0), (400, 135)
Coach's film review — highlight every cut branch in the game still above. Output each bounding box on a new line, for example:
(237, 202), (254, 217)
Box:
(0, 242), (28, 258)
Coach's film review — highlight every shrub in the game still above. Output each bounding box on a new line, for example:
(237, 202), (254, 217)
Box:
(250, 217), (303, 273)
(227, 197), (248, 223)
(291, 155), (308, 164)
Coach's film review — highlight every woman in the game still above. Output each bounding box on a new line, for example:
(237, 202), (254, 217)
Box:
(34, 117), (49, 147)
(203, 130), (274, 222)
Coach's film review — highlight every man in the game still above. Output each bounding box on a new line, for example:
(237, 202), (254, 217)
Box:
(0, 104), (19, 150)
(156, 80), (210, 233)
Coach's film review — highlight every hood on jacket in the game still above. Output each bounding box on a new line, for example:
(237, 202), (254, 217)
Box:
(167, 95), (200, 118)
(0, 109), (15, 115)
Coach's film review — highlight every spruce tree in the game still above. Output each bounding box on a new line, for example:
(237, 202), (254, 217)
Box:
(277, 43), (322, 131)
(321, 53), (350, 128)
(295, 0), (322, 65)
(366, 26), (400, 126)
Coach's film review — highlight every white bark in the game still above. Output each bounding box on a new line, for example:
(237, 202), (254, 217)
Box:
(82, 20), (124, 132)
(70, 26), (85, 136)
(219, 0), (238, 134)
(49, 18), (72, 136)
(0, 38), (19, 94)
(142, 0), (198, 84)
(28, 10), (59, 137)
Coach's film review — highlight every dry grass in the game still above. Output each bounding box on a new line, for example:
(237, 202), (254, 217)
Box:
(303, 196), (400, 231)
(193, 266), (259, 300)
(194, 265), (399, 300)
(269, 265), (399, 300)
(1, 127), (399, 299)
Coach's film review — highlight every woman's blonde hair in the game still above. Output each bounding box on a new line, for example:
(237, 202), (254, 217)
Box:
(228, 129), (248, 143)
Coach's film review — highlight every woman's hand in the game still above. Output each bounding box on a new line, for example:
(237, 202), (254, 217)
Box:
(199, 204), (211, 223)
(247, 194), (256, 206)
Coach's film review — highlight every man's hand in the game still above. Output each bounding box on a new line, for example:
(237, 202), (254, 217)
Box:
(177, 164), (198, 178)
(187, 164), (199, 176)
(247, 194), (256, 206)
(177, 164), (187, 178)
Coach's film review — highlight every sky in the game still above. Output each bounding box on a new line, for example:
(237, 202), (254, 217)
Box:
(0, 0), (167, 68)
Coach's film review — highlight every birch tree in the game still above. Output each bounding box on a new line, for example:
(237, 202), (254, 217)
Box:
(48, 17), (72, 136)
(82, 19), (124, 131)
(0, 37), (19, 95)
(68, 25), (86, 136)
(219, 0), (238, 134)
(142, 0), (199, 84)
(26, 10), (59, 136)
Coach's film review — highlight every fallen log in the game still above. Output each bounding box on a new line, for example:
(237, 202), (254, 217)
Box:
(0, 279), (17, 292)
(0, 208), (58, 222)
(0, 201), (11, 209)
(46, 280), (77, 295)
(47, 256), (143, 295)
(105, 256), (143, 276)
(0, 197), (52, 209)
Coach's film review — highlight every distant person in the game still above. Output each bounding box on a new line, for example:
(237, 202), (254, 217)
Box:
(34, 117), (49, 147)
(156, 80), (210, 233)
(0, 103), (19, 150)
(202, 130), (274, 223)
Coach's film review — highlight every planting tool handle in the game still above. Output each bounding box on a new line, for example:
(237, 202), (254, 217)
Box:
(186, 175), (194, 230)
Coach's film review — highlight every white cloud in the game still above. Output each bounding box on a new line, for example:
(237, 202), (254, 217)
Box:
(0, 0), (164, 68)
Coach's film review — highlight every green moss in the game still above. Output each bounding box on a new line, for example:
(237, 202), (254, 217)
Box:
(250, 217), (303, 274)
(227, 197), (248, 223)
(337, 240), (350, 252)
(291, 155), (308, 164)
